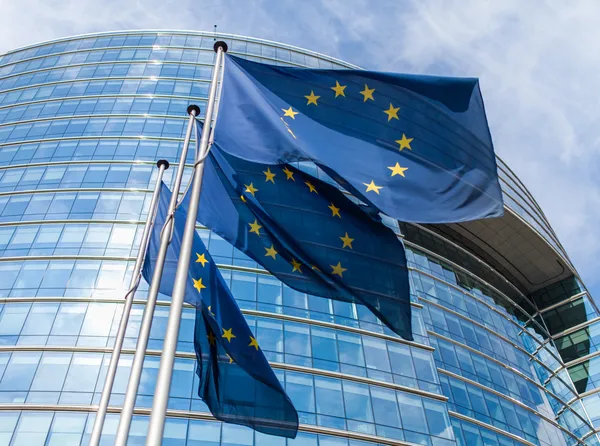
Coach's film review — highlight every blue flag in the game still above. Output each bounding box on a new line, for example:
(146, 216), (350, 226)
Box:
(196, 142), (412, 340)
(213, 54), (504, 224)
(142, 183), (298, 438)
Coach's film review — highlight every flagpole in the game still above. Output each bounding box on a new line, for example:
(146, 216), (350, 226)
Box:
(88, 158), (170, 446)
(112, 104), (201, 445)
(145, 41), (228, 446)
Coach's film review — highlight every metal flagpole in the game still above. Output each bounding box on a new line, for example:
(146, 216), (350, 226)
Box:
(113, 104), (201, 444)
(109, 103), (201, 445)
(88, 158), (170, 446)
(145, 41), (228, 446)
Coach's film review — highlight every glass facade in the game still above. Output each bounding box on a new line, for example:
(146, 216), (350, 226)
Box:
(0, 30), (597, 445)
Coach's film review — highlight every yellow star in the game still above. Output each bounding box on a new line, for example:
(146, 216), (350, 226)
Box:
(195, 253), (208, 267)
(383, 103), (400, 121)
(193, 278), (206, 293)
(226, 354), (234, 364)
(363, 180), (383, 194)
(359, 84), (375, 102)
(331, 80), (346, 98)
(305, 181), (318, 194)
(311, 265), (320, 272)
(248, 220), (262, 235)
(291, 258), (303, 273)
(249, 336), (259, 350)
(282, 166), (295, 181)
(328, 203), (341, 218)
(207, 331), (216, 346)
(263, 168), (276, 184)
(305, 90), (320, 106)
(330, 261), (347, 278)
(222, 328), (236, 343)
(279, 116), (299, 139)
(340, 232), (354, 249)
(388, 162), (408, 177)
(240, 195), (247, 203)
(287, 127), (297, 139)
(282, 106), (299, 119)
(395, 134), (413, 151)
(244, 183), (258, 196)
(207, 305), (215, 316)
(265, 244), (278, 259)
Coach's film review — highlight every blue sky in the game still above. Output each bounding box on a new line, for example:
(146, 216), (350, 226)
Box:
(1, 0), (599, 299)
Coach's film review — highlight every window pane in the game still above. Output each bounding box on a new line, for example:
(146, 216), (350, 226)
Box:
(30, 352), (71, 391)
(315, 376), (344, 418)
(285, 371), (315, 413)
(11, 412), (53, 446)
(63, 353), (102, 392)
(342, 381), (373, 422)
(0, 352), (41, 391)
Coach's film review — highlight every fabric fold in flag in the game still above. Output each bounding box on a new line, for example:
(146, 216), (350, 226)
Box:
(213, 54), (504, 224)
(195, 141), (412, 340)
(142, 183), (298, 439)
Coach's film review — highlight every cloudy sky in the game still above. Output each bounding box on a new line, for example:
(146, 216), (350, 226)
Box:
(1, 0), (598, 298)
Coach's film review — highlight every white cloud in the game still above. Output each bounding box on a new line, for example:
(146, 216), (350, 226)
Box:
(0, 0), (598, 293)
(402, 1), (600, 291)
(316, 0), (600, 293)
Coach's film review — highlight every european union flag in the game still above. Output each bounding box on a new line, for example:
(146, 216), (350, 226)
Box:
(196, 142), (412, 340)
(213, 54), (504, 224)
(142, 183), (298, 438)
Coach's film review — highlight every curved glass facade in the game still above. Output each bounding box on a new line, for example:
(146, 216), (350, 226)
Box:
(0, 30), (597, 446)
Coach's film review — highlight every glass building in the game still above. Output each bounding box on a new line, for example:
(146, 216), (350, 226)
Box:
(0, 30), (597, 445)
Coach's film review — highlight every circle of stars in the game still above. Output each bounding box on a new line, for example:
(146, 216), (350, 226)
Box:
(287, 79), (414, 198)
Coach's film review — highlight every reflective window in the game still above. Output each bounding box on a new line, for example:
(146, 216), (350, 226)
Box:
(442, 374), (566, 446)
(430, 335), (552, 417)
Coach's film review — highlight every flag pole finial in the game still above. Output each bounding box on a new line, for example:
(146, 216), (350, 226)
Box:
(214, 40), (228, 53)
(187, 104), (201, 116)
(156, 159), (170, 170)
